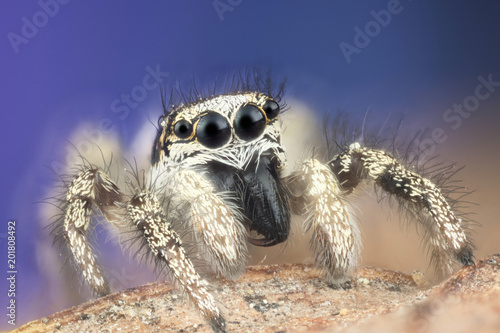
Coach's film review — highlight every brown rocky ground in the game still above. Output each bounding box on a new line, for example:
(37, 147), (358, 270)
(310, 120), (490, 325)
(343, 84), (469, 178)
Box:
(14, 254), (500, 333)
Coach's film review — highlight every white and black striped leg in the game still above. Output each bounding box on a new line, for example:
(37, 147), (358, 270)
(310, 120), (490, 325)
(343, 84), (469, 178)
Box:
(127, 193), (226, 332)
(171, 170), (248, 279)
(290, 159), (361, 285)
(329, 143), (475, 277)
(63, 168), (123, 296)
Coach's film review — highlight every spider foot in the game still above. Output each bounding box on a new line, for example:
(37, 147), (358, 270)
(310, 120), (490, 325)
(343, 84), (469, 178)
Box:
(328, 280), (353, 290)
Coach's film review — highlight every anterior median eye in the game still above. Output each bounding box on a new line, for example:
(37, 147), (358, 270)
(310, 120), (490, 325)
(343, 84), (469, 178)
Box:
(234, 104), (266, 141)
(262, 99), (280, 119)
(196, 111), (231, 148)
(173, 119), (193, 139)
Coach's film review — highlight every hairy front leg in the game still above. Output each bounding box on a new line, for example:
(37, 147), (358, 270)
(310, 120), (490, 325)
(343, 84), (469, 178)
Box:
(127, 192), (226, 332)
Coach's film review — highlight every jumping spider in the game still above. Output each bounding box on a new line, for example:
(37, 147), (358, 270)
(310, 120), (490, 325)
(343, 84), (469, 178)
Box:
(53, 79), (475, 332)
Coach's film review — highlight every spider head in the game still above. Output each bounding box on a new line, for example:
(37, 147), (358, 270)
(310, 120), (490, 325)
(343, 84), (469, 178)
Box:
(153, 92), (290, 247)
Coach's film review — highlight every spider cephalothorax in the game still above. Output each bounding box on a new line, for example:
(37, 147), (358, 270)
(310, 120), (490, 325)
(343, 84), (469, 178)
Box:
(52, 81), (475, 332)
(153, 92), (290, 250)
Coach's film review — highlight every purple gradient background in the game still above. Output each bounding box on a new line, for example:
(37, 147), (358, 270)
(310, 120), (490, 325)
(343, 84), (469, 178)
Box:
(1, 0), (500, 330)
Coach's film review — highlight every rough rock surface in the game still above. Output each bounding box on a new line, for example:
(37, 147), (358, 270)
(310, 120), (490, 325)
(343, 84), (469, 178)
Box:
(14, 254), (500, 333)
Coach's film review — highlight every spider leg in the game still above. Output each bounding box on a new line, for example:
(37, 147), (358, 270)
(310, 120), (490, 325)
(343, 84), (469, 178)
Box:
(62, 168), (122, 296)
(170, 170), (248, 279)
(128, 192), (226, 332)
(329, 143), (475, 277)
(286, 159), (361, 285)
(61, 168), (226, 332)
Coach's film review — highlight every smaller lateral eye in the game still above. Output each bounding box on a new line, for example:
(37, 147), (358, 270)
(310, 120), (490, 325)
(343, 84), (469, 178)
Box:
(173, 119), (193, 139)
(262, 99), (280, 119)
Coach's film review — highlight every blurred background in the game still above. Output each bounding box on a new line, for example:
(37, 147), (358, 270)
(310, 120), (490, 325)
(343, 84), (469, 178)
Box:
(1, 0), (500, 330)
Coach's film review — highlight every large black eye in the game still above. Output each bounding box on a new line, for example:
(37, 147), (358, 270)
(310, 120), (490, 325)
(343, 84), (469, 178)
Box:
(196, 112), (231, 148)
(262, 99), (280, 119)
(173, 119), (193, 139)
(234, 104), (266, 141)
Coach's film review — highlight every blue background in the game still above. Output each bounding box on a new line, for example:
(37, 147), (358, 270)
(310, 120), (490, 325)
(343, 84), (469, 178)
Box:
(1, 0), (500, 329)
